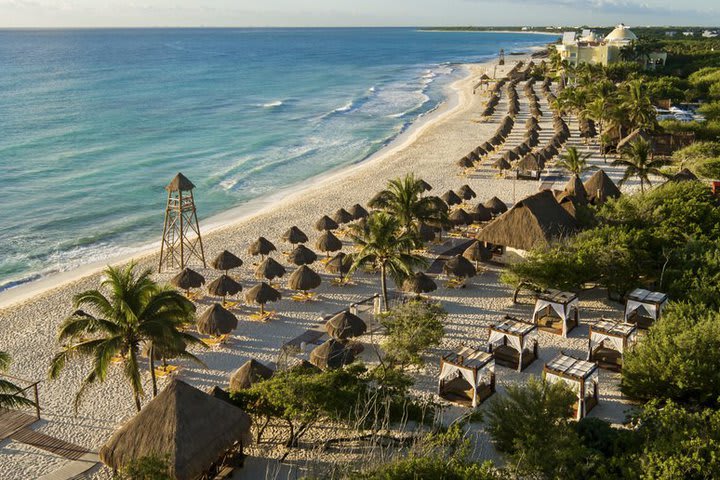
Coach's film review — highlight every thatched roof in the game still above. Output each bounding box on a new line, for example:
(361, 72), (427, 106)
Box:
(484, 197), (508, 215)
(504, 150), (519, 162)
(669, 168), (698, 182)
(517, 154), (543, 172)
(325, 311), (367, 340)
(245, 282), (281, 306)
(171, 268), (205, 290)
(349, 204), (369, 219)
(315, 231), (343, 253)
(368, 191), (390, 210)
(617, 128), (652, 152)
(563, 175), (588, 205)
(481, 141), (494, 152)
(470, 203), (493, 222)
(165, 173), (195, 192)
(333, 208), (354, 225)
(441, 190), (462, 206)
(207, 275), (242, 297)
(288, 265), (321, 292)
(197, 304), (237, 336)
(326, 252), (352, 275)
(255, 257), (286, 281)
(288, 244), (318, 265)
(458, 156), (475, 168)
(417, 223), (437, 242)
(99, 379), (251, 480)
(476, 190), (577, 251)
(316, 215), (339, 231)
(248, 237), (276, 257)
(403, 272), (438, 294)
(463, 240), (492, 262)
(282, 226), (308, 244)
(229, 359), (274, 391)
(492, 158), (511, 170)
(449, 208), (473, 226)
(583, 169), (621, 205)
(443, 255), (476, 278)
(211, 250), (243, 272)
(309, 339), (355, 370)
(417, 179), (433, 192)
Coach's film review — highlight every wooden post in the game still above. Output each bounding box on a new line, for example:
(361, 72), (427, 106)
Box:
(33, 383), (40, 419)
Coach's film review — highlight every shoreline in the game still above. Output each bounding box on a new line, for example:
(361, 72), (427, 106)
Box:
(0, 61), (477, 311)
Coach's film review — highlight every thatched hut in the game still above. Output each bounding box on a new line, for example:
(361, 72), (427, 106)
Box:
(99, 379), (251, 480)
(309, 339), (355, 370)
(441, 190), (462, 206)
(197, 304), (237, 336)
(476, 190), (577, 252)
(326, 252), (353, 281)
(288, 244), (318, 266)
(470, 203), (493, 223)
(255, 257), (286, 281)
(333, 208), (354, 225)
(349, 203), (370, 219)
(282, 226), (308, 245)
(463, 240), (492, 267)
(417, 179), (433, 192)
(245, 282), (281, 315)
(315, 230), (343, 256)
(457, 185), (477, 200)
(583, 169), (621, 205)
(563, 175), (588, 205)
(484, 197), (508, 215)
(492, 158), (511, 171)
(171, 268), (205, 294)
(443, 255), (476, 279)
(449, 208), (473, 227)
(315, 215), (339, 231)
(229, 359), (274, 391)
(207, 275), (242, 304)
(402, 271), (438, 294)
(211, 250), (243, 273)
(325, 311), (367, 340)
(288, 265), (322, 294)
(516, 154), (543, 180)
(248, 237), (276, 259)
(458, 156), (475, 169)
(669, 168), (698, 182)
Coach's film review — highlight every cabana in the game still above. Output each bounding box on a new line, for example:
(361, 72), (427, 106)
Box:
(532, 289), (579, 337)
(543, 354), (599, 420)
(624, 288), (668, 329)
(588, 319), (638, 371)
(516, 154), (543, 180)
(487, 316), (538, 371)
(438, 346), (495, 407)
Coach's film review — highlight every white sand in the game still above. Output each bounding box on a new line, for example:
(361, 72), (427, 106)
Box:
(0, 56), (644, 478)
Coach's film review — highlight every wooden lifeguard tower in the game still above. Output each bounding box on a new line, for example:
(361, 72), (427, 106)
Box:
(159, 173), (206, 273)
(498, 48), (505, 66)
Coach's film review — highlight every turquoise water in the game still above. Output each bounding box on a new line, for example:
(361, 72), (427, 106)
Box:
(0, 28), (554, 289)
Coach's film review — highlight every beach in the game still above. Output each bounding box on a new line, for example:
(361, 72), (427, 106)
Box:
(0, 53), (638, 478)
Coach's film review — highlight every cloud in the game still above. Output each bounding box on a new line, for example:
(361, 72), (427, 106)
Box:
(465, 0), (714, 19)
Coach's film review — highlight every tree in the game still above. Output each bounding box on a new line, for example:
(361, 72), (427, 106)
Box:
(613, 138), (670, 192)
(556, 146), (594, 176)
(49, 263), (202, 412)
(621, 302), (720, 408)
(0, 351), (35, 410)
(620, 80), (657, 130)
(348, 212), (427, 310)
(486, 379), (596, 479)
(113, 455), (172, 480)
(380, 300), (445, 369)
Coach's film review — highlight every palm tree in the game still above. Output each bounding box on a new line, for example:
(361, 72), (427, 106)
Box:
(347, 212), (427, 311)
(620, 80), (656, 131)
(556, 147), (594, 176)
(49, 263), (203, 412)
(0, 352), (35, 410)
(612, 138), (669, 193)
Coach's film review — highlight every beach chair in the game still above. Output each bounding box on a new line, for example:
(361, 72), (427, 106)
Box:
(202, 334), (230, 348)
(249, 310), (276, 322)
(445, 278), (467, 289)
(291, 291), (316, 302)
(154, 364), (180, 378)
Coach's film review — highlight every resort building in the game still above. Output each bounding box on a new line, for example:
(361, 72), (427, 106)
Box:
(556, 24), (667, 70)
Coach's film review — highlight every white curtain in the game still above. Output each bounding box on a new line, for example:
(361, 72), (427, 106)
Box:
(625, 299), (654, 321)
(488, 331), (506, 347)
(507, 334), (523, 353)
(533, 299), (566, 321)
(545, 372), (581, 397)
(590, 332), (625, 354)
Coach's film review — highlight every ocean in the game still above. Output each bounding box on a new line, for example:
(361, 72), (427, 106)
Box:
(0, 28), (554, 290)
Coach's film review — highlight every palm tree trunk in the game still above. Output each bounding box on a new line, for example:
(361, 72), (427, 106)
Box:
(149, 344), (158, 397)
(133, 391), (141, 412)
(380, 263), (389, 312)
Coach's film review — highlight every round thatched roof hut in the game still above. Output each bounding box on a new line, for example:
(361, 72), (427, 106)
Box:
(309, 339), (355, 370)
(441, 190), (462, 206)
(171, 268), (205, 291)
(207, 275), (242, 298)
(325, 311), (367, 340)
(288, 244), (318, 266)
(282, 226), (308, 245)
(333, 208), (354, 225)
(449, 208), (473, 226)
(255, 257), (286, 281)
(583, 169), (621, 205)
(210, 250), (243, 273)
(288, 265), (321, 292)
(248, 237), (276, 258)
(457, 185), (477, 200)
(229, 359), (274, 391)
(316, 230), (343, 255)
(244, 282), (281, 314)
(443, 255), (477, 279)
(349, 204), (369, 219)
(315, 215), (339, 231)
(197, 304), (237, 336)
(402, 271), (437, 294)
(484, 196), (508, 215)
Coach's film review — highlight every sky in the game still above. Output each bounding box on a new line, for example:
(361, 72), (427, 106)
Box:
(0, 0), (718, 28)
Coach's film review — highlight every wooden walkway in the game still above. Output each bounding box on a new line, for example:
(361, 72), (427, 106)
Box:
(0, 408), (38, 441)
(11, 427), (91, 461)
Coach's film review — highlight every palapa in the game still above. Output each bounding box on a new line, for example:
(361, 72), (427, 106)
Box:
(288, 244), (318, 265)
(417, 179), (433, 192)
(288, 265), (322, 293)
(229, 359), (274, 391)
(563, 175), (588, 205)
(443, 254), (476, 278)
(481, 141), (494, 152)
(484, 196), (508, 215)
(332, 208), (354, 225)
(463, 240), (492, 267)
(457, 184), (477, 200)
(255, 257), (286, 281)
(418, 223), (437, 242)
(504, 150), (519, 162)
(326, 252), (353, 282)
(316, 215), (339, 231)
(470, 203), (493, 222)
(449, 208), (473, 226)
(309, 339), (355, 370)
(207, 275), (242, 300)
(458, 156), (475, 168)
(583, 169), (621, 205)
(165, 172), (196, 192)
(248, 237), (276, 258)
(402, 271), (438, 294)
(171, 268), (205, 292)
(490, 135), (504, 147)
(492, 158), (511, 170)
(197, 303), (238, 336)
(669, 168), (698, 182)
(325, 311), (367, 340)
(315, 230), (343, 255)
(99, 379), (251, 480)
(282, 226), (309, 244)
(441, 190), (462, 206)
(349, 203), (369, 219)
(476, 190), (577, 251)
(244, 282), (281, 315)
(211, 250), (243, 273)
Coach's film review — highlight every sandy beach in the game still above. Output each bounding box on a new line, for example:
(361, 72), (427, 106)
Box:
(0, 53), (640, 478)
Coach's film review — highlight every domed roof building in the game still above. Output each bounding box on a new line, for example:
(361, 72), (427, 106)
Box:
(604, 23), (638, 45)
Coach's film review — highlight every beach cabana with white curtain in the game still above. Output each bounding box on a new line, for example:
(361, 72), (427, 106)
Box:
(438, 346), (495, 407)
(543, 354), (599, 420)
(532, 289), (579, 337)
(487, 316), (538, 371)
(624, 288), (668, 328)
(588, 319), (637, 371)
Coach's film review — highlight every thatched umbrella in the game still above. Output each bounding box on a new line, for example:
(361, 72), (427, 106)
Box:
(316, 215), (339, 231)
(457, 184), (477, 200)
(474, 146), (487, 157)
(248, 237), (276, 260)
(170, 268), (205, 295)
(484, 196), (508, 215)
(207, 275), (242, 305)
(229, 359), (274, 391)
(417, 179), (433, 192)
(282, 226), (308, 245)
(669, 168), (698, 182)
(583, 169), (621, 205)
(441, 190), (462, 206)
(197, 303), (237, 336)
(244, 282), (281, 315)
(563, 175), (588, 205)
(325, 311), (367, 340)
(517, 143), (531, 156)
(99, 379), (251, 480)
(417, 223), (437, 243)
(288, 265), (322, 295)
(443, 255), (477, 279)
(463, 240), (492, 268)
(402, 271), (437, 294)
(332, 208), (354, 225)
(315, 230), (343, 257)
(326, 252), (353, 282)
(503, 150), (519, 162)
(255, 257), (286, 281)
(309, 339), (355, 370)
(492, 158), (511, 171)
(490, 135), (504, 147)
(449, 208), (473, 227)
(211, 250), (243, 274)
(481, 141), (494, 152)
(457, 156), (475, 169)
(470, 203), (493, 222)
(288, 244), (318, 266)
(349, 203), (369, 220)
